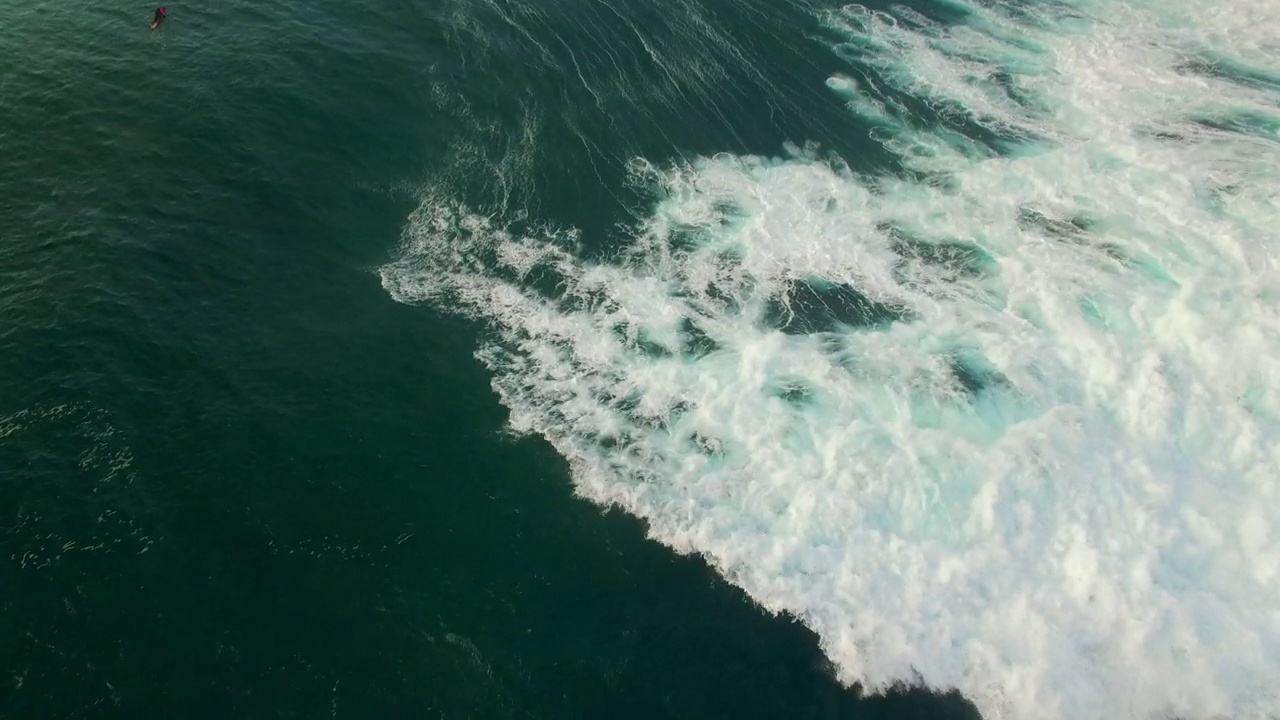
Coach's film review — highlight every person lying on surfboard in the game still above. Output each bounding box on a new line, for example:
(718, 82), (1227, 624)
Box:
(149, 6), (167, 29)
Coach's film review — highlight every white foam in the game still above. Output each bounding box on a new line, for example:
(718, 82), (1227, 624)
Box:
(1, 402), (150, 568)
(382, 0), (1280, 717)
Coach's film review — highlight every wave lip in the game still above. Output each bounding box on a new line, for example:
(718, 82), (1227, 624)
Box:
(382, 0), (1280, 718)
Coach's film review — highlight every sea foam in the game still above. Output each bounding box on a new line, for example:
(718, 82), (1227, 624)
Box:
(382, 0), (1280, 717)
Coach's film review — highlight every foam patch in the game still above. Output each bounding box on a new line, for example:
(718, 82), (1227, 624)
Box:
(382, 0), (1280, 717)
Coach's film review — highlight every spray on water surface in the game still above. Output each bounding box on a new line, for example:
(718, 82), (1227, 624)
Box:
(383, 0), (1280, 717)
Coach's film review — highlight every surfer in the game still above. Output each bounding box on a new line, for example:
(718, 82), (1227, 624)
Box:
(149, 6), (167, 29)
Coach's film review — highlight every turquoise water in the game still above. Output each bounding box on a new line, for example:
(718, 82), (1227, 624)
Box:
(4, 0), (1280, 717)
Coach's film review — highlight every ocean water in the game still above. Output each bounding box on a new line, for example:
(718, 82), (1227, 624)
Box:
(2, 0), (1278, 716)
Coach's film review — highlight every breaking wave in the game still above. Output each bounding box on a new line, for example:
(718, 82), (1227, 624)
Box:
(382, 0), (1280, 717)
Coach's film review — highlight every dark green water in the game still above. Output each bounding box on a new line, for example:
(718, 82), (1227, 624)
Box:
(1, 0), (978, 716)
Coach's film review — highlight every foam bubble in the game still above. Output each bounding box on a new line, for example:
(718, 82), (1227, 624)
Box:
(1, 403), (153, 568)
(382, 0), (1280, 717)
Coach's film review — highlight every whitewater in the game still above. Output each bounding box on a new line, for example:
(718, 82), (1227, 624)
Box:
(381, 0), (1280, 717)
